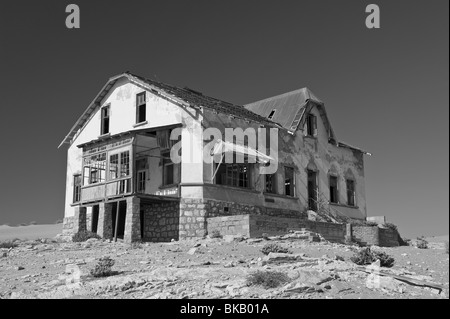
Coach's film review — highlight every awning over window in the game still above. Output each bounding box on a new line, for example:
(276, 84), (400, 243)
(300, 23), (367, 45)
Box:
(210, 139), (274, 164)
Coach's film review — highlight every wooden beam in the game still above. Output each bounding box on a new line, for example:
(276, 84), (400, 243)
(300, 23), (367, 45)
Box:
(114, 201), (120, 242)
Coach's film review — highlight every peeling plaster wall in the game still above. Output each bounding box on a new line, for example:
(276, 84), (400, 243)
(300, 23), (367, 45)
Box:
(200, 103), (367, 220)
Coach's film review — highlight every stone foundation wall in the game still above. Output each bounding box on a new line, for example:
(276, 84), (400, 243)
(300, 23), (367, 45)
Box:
(353, 226), (380, 246)
(62, 217), (75, 235)
(379, 228), (400, 247)
(352, 226), (399, 247)
(249, 215), (346, 243)
(205, 199), (307, 219)
(179, 198), (208, 239)
(142, 201), (180, 242)
(207, 215), (251, 237)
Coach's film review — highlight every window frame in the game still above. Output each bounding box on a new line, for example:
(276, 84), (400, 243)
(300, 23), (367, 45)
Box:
(162, 151), (175, 186)
(265, 173), (277, 194)
(137, 170), (147, 193)
(284, 166), (296, 197)
(329, 175), (339, 204)
(73, 174), (82, 203)
(100, 105), (110, 135)
(136, 92), (147, 124)
(306, 113), (317, 137)
(346, 179), (356, 207)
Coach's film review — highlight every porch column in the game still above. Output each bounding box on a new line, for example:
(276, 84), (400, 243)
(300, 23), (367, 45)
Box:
(124, 197), (141, 243)
(73, 207), (87, 234)
(98, 202), (113, 239)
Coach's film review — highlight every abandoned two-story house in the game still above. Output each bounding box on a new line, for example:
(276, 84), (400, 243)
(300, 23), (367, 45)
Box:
(59, 72), (370, 243)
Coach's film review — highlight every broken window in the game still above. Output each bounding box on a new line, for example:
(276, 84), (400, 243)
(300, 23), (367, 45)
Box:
(162, 151), (174, 186)
(346, 179), (356, 206)
(101, 106), (110, 135)
(267, 109), (277, 120)
(137, 170), (146, 193)
(284, 167), (295, 197)
(306, 113), (317, 137)
(136, 92), (146, 124)
(265, 173), (277, 193)
(329, 175), (338, 204)
(109, 154), (119, 180)
(120, 151), (130, 177)
(83, 153), (106, 185)
(73, 174), (82, 203)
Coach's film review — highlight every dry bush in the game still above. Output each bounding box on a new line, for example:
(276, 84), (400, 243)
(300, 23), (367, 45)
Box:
(261, 243), (292, 255)
(416, 237), (428, 249)
(247, 270), (290, 289)
(90, 257), (117, 278)
(350, 247), (395, 268)
(0, 241), (18, 249)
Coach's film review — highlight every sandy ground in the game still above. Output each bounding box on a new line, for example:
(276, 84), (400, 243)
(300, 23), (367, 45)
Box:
(0, 231), (448, 300)
(0, 225), (62, 242)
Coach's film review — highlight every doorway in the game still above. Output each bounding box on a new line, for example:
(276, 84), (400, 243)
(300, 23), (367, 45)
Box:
(111, 201), (127, 239)
(91, 205), (99, 233)
(307, 170), (318, 211)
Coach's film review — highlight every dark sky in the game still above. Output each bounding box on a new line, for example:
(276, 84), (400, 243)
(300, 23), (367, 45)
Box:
(0, 1), (448, 238)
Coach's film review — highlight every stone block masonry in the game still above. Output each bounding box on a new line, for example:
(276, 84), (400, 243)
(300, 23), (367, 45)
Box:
(142, 201), (180, 242)
(179, 198), (208, 239)
(207, 215), (251, 237)
(97, 203), (113, 239)
(124, 197), (141, 243)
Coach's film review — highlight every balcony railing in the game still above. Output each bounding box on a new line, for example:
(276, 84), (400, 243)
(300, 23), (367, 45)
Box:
(80, 177), (133, 203)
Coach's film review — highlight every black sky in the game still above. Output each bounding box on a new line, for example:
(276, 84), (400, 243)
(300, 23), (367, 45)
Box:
(0, 0), (448, 237)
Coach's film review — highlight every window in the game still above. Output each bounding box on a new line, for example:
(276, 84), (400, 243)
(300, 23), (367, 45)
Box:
(265, 173), (277, 193)
(215, 163), (250, 188)
(108, 151), (130, 181)
(109, 154), (119, 180)
(284, 167), (295, 197)
(101, 106), (110, 135)
(73, 174), (82, 203)
(329, 175), (338, 204)
(346, 179), (356, 206)
(137, 170), (146, 193)
(268, 109), (276, 120)
(162, 151), (174, 186)
(136, 92), (146, 124)
(306, 113), (317, 137)
(83, 153), (106, 185)
(120, 151), (130, 177)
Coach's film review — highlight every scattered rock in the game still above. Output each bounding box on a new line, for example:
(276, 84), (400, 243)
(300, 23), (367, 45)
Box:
(366, 273), (406, 293)
(187, 248), (197, 255)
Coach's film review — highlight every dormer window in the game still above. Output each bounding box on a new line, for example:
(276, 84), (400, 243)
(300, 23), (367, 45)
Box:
(267, 109), (277, 120)
(100, 106), (110, 135)
(136, 92), (146, 124)
(306, 113), (317, 137)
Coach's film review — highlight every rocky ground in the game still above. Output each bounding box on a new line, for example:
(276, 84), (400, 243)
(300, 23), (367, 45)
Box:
(0, 232), (448, 299)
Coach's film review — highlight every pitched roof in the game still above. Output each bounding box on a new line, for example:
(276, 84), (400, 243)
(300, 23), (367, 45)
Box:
(244, 88), (324, 132)
(59, 72), (279, 148)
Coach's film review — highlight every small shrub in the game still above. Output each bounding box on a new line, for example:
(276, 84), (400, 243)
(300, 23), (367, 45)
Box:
(383, 223), (398, 232)
(72, 231), (101, 243)
(29, 221), (37, 225)
(261, 243), (292, 255)
(445, 241), (449, 254)
(365, 221), (379, 227)
(209, 229), (222, 239)
(90, 257), (117, 278)
(261, 233), (270, 240)
(0, 241), (18, 249)
(247, 270), (290, 289)
(350, 247), (395, 268)
(415, 237), (428, 249)
(129, 241), (143, 249)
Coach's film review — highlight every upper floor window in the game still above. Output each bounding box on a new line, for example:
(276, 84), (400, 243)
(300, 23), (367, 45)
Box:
(101, 106), (110, 135)
(346, 179), (356, 206)
(137, 170), (146, 193)
(108, 151), (130, 181)
(306, 113), (317, 137)
(136, 92), (146, 124)
(284, 167), (295, 197)
(329, 175), (339, 204)
(267, 109), (277, 120)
